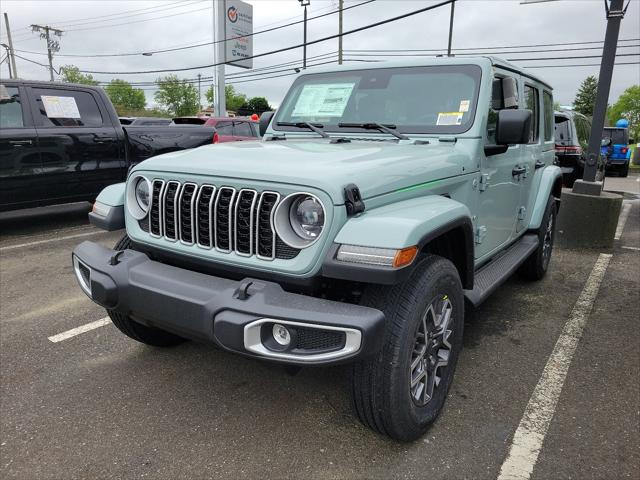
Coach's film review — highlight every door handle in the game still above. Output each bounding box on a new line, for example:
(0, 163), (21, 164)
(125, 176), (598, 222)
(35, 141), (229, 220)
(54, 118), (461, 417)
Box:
(512, 166), (527, 176)
(9, 140), (33, 146)
(93, 137), (115, 144)
(535, 160), (546, 169)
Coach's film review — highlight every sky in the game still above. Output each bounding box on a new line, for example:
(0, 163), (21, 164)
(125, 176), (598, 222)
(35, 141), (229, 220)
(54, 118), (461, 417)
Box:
(1, 0), (638, 109)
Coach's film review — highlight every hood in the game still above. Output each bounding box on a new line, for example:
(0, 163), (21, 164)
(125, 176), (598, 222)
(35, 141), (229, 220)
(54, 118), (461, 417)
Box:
(135, 139), (470, 204)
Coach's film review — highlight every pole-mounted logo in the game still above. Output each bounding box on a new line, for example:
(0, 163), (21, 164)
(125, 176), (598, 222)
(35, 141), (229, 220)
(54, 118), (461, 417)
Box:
(227, 6), (238, 23)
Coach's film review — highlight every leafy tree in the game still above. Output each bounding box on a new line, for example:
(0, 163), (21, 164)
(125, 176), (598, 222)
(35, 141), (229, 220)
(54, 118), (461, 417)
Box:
(60, 65), (98, 85)
(204, 85), (250, 113)
(105, 79), (146, 113)
(573, 75), (598, 117)
(205, 86), (214, 105)
(608, 85), (640, 140)
(246, 96), (272, 113)
(154, 75), (199, 116)
(553, 101), (562, 111)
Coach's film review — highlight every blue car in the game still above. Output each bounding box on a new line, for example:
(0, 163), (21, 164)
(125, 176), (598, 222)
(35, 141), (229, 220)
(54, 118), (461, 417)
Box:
(602, 119), (631, 177)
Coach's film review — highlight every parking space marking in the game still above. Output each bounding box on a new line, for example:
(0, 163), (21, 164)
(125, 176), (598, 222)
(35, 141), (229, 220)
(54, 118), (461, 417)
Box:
(0, 230), (103, 252)
(48, 317), (111, 343)
(614, 203), (632, 240)
(622, 245), (640, 251)
(497, 253), (612, 480)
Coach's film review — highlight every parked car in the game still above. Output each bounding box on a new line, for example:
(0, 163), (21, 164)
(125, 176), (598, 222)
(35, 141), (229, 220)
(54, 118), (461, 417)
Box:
(554, 110), (591, 187)
(601, 120), (631, 177)
(119, 117), (172, 126)
(172, 116), (260, 142)
(74, 57), (562, 441)
(0, 80), (217, 211)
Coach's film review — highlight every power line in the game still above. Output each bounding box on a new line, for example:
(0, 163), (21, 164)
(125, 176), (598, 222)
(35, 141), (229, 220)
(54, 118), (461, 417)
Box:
(77, 0), (454, 75)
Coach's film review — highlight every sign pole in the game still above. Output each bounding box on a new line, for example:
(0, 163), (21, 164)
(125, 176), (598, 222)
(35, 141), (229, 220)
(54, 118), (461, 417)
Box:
(215, 0), (226, 117)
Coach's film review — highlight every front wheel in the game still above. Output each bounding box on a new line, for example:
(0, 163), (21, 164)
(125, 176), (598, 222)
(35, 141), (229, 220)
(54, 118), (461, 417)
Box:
(350, 254), (464, 441)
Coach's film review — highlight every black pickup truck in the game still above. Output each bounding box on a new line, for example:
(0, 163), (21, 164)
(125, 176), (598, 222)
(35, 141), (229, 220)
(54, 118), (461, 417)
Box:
(0, 79), (217, 212)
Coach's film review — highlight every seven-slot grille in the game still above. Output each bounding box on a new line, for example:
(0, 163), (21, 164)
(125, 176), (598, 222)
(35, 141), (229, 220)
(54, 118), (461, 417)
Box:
(148, 180), (289, 260)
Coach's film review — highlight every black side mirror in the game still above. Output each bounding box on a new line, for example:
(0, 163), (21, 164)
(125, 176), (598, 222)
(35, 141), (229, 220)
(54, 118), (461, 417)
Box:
(495, 109), (532, 145)
(259, 111), (275, 136)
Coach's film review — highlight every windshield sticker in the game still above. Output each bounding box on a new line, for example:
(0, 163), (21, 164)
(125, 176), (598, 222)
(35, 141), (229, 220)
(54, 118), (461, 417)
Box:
(459, 100), (470, 112)
(41, 95), (81, 119)
(292, 83), (355, 117)
(437, 112), (464, 126)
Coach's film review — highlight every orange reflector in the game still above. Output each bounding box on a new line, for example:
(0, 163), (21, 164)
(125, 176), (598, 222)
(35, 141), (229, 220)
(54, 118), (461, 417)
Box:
(393, 246), (418, 268)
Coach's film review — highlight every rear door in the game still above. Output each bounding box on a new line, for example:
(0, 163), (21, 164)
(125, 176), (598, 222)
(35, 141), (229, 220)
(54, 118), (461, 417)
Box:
(213, 120), (235, 142)
(27, 85), (123, 203)
(0, 83), (43, 210)
(233, 120), (258, 140)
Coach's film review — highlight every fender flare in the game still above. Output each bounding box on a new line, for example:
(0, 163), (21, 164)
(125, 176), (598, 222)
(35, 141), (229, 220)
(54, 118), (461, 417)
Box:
(528, 166), (562, 231)
(89, 183), (126, 231)
(322, 195), (474, 287)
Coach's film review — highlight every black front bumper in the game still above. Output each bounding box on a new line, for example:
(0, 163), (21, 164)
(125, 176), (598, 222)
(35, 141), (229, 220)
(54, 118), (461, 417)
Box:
(72, 241), (385, 365)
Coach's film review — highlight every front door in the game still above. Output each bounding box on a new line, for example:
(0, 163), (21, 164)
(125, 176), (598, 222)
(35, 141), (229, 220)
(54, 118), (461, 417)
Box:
(27, 85), (123, 204)
(0, 84), (43, 210)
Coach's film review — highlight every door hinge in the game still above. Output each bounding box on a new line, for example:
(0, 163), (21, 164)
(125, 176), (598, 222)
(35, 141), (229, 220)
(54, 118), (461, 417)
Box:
(517, 206), (526, 220)
(475, 225), (487, 244)
(479, 174), (490, 192)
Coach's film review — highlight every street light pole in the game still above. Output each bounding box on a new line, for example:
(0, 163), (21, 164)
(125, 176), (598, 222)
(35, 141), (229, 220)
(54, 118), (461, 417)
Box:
(338, 0), (344, 65)
(575, 0), (628, 194)
(447, 0), (455, 56)
(299, 0), (310, 69)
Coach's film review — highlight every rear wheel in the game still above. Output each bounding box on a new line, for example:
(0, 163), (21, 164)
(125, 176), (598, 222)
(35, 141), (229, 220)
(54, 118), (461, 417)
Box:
(350, 254), (464, 441)
(619, 163), (629, 178)
(108, 234), (185, 347)
(519, 195), (556, 280)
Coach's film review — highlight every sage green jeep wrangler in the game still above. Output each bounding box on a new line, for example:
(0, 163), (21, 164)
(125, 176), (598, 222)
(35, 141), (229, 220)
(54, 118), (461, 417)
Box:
(73, 57), (562, 441)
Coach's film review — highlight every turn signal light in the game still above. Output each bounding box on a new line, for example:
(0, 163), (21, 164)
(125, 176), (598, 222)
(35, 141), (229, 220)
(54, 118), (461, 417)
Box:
(393, 246), (419, 268)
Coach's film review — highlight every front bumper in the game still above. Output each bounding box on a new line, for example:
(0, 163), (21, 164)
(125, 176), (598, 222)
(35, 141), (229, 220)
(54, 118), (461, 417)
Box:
(72, 241), (385, 365)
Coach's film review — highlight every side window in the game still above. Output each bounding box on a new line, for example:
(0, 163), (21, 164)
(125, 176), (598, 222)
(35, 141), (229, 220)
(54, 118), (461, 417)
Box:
(251, 123), (260, 137)
(0, 86), (25, 128)
(32, 88), (103, 127)
(233, 121), (253, 137)
(543, 90), (553, 142)
(524, 85), (539, 143)
(215, 121), (233, 135)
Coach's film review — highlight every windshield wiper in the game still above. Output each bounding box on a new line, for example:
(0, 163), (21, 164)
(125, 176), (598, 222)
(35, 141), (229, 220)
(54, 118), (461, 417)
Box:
(338, 122), (409, 140)
(276, 121), (330, 138)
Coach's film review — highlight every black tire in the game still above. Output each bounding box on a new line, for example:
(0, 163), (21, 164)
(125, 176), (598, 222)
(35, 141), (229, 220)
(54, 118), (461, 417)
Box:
(619, 163), (629, 178)
(518, 195), (556, 280)
(350, 254), (464, 442)
(107, 235), (185, 347)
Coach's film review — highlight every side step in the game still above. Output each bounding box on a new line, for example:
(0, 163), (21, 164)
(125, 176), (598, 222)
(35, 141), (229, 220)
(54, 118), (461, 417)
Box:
(464, 234), (539, 307)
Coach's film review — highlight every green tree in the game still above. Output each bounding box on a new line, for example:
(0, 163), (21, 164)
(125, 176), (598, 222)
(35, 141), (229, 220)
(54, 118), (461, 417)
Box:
(59, 65), (98, 85)
(573, 75), (598, 117)
(246, 96), (272, 114)
(154, 75), (199, 116)
(205, 86), (214, 105)
(608, 85), (640, 140)
(105, 79), (146, 113)
(204, 85), (250, 113)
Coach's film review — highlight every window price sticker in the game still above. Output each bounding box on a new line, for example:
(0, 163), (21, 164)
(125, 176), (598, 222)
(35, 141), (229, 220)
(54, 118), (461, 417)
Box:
(292, 83), (356, 117)
(437, 112), (464, 126)
(41, 95), (81, 119)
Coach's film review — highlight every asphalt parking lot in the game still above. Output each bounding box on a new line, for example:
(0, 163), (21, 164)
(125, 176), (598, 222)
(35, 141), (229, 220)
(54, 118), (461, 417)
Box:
(1, 178), (639, 480)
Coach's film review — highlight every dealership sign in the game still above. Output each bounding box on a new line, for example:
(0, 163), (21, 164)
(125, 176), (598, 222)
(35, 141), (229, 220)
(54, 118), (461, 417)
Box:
(225, 0), (253, 69)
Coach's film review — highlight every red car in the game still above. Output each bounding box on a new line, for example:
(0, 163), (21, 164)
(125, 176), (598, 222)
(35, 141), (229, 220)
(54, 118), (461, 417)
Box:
(171, 116), (260, 143)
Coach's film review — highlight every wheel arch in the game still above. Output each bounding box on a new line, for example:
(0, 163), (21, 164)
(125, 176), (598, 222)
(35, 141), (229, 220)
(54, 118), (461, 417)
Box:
(529, 165), (563, 230)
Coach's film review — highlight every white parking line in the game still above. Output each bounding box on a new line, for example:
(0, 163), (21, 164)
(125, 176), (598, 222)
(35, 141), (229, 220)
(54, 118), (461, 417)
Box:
(497, 253), (612, 480)
(614, 203), (632, 240)
(622, 245), (640, 251)
(0, 230), (103, 252)
(48, 317), (112, 343)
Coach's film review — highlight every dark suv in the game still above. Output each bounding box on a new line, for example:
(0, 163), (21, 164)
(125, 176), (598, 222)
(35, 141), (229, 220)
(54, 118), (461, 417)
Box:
(554, 110), (591, 187)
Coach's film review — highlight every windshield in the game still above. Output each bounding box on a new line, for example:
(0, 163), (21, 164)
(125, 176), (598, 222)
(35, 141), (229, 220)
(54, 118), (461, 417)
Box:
(602, 128), (628, 145)
(273, 65), (482, 135)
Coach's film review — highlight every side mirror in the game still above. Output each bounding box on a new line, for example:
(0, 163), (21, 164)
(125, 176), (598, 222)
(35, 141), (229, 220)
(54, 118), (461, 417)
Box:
(259, 111), (275, 136)
(601, 137), (612, 147)
(495, 109), (532, 145)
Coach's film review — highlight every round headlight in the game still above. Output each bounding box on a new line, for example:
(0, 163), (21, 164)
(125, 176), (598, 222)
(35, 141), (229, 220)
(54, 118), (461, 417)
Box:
(135, 177), (150, 212)
(289, 195), (325, 240)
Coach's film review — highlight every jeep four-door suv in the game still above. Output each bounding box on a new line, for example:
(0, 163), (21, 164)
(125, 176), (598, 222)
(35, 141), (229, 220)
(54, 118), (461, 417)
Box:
(73, 57), (562, 442)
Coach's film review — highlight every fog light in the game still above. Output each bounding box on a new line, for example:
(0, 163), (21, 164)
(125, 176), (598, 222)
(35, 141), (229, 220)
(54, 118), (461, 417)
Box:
(272, 323), (291, 346)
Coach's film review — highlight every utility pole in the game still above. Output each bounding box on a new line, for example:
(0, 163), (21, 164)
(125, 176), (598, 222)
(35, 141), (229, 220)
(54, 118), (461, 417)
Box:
(31, 24), (63, 81)
(574, 0), (628, 194)
(299, 0), (310, 69)
(197, 73), (202, 110)
(3, 14), (18, 78)
(214, 0), (226, 116)
(338, 0), (343, 65)
(447, 0), (455, 56)
(1, 44), (13, 78)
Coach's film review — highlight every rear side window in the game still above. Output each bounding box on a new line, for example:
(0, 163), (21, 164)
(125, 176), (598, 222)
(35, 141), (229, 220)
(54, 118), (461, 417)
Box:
(215, 121), (233, 135)
(0, 86), (24, 128)
(32, 88), (103, 127)
(233, 121), (253, 137)
(542, 91), (553, 142)
(524, 85), (539, 143)
(554, 116), (571, 144)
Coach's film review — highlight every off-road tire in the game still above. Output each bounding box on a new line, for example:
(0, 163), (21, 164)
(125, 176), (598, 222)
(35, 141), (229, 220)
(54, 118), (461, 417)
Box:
(619, 163), (629, 178)
(350, 254), (464, 442)
(518, 195), (556, 280)
(107, 234), (185, 347)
